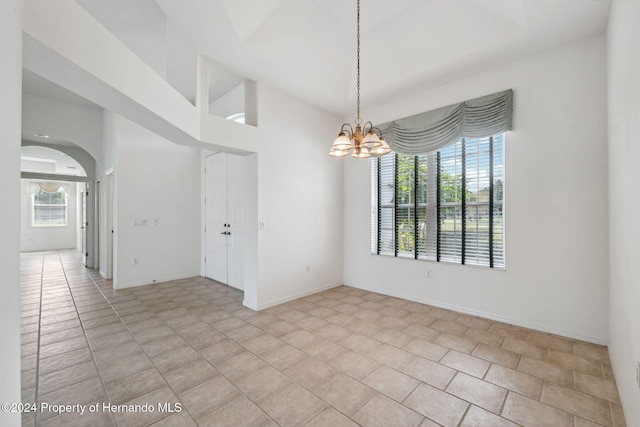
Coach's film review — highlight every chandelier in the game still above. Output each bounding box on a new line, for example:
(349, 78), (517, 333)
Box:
(329, 0), (391, 158)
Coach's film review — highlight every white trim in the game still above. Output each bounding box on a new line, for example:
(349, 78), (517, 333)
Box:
(249, 282), (343, 311)
(114, 272), (197, 290)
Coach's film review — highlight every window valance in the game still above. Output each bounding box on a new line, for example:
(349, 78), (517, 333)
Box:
(376, 89), (513, 155)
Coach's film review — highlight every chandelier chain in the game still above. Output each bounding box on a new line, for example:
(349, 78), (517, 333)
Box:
(356, 0), (361, 125)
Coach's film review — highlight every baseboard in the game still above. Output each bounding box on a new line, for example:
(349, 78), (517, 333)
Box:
(253, 283), (343, 311)
(114, 272), (199, 290)
(345, 282), (608, 346)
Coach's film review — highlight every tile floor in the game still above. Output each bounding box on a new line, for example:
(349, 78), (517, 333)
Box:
(20, 251), (627, 427)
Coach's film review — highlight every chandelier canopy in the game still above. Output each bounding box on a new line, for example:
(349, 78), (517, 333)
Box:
(329, 0), (390, 159)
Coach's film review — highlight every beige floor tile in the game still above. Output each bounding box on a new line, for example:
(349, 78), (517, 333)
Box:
(38, 402), (114, 427)
(368, 343), (415, 370)
(574, 371), (621, 403)
(197, 395), (275, 427)
(502, 392), (573, 427)
(39, 327), (85, 346)
(611, 402), (627, 427)
(235, 365), (292, 403)
(303, 338), (347, 362)
(463, 328), (504, 347)
(404, 383), (468, 427)
(441, 350), (490, 378)
(517, 356), (573, 387)
(38, 347), (93, 375)
(39, 336), (89, 359)
(526, 331), (573, 353)
(259, 319), (299, 337)
(242, 334), (284, 355)
(19, 253), (629, 427)
(199, 338), (244, 364)
(446, 372), (507, 414)
(315, 324), (351, 341)
(179, 376), (241, 419)
(548, 350), (603, 377)
(362, 365), (419, 402)
(104, 367), (166, 405)
(405, 324), (442, 342)
(284, 357), (336, 389)
(295, 316), (328, 331)
(215, 351), (266, 381)
(342, 333), (383, 353)
(98, 351), (154, 383)
(540, 382), (612, 426)
(141, 335), (187, 358)
(403, 356), (456, 389)
(572, 341), (610, 363)
(328, 350), (379, 380)
(132, 325), (176, 344)
(502, 336), (548, 360)
(436, 332), (477, 353)
(432, 319), (468, 336)
(488, 323), (531, 340)
(163, 358), (219, 394)
(460, 405), (518, 427)
(280, 329), (318, 349)
(93, 341), (142, 366)
(261, 344), (307, 371)
(313, 372), (376, 415)
(304, 407), (359, 427)
(261, 384), (326, 427)
(38, 360), (98, 395)
(485, 363), (542, 399)
(112, 386), (179, 427)
(375, 329), (414, 347)
(37, 377), (105, 422)
(353, 394), (423, 427)
(149, 411), (197, 427)
(471, 342), (519, 369)
(404, 338), (448, 362)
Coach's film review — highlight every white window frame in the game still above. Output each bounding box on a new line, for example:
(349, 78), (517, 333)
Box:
(31, 186), (68, 228)
(372, 134), (505, 269)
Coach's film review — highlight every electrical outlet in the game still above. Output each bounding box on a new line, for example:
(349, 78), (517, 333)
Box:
(306, 265), (311, 272)
(132, 257), (139, 265)
(426, 271), (432, 279)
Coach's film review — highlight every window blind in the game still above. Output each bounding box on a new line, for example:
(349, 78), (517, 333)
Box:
(372, 135), (505, 269)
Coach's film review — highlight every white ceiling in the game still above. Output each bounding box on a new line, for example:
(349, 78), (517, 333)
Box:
(21, 145), (87, 176)
(24, 0), (612, 117)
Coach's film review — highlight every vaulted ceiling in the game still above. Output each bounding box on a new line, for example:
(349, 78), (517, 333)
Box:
(26, 0), (612, 116)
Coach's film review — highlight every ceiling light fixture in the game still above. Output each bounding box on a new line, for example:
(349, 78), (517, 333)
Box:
(329, 0), (390, 159)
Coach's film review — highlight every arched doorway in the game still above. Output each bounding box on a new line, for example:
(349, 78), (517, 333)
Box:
(20, 143), (99, 268)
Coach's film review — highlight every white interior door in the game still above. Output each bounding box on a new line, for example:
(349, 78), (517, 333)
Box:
(205, 153), (245, 290)
(205, 153), (229, 284)
(227, 154), (245, 290)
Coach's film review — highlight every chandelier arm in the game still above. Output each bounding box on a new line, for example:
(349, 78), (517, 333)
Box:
(355, 0), (361, 126)
(340, 123), (354, 137)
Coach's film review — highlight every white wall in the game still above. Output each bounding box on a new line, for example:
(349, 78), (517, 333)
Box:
(209, 83), (244, 119)
(22, 94), (104, 165)
(20, 180), (78, 252)
(253, 82), (344, 308)
(344, 34), (609, 344)
(112, 115), (201, 288)
(0, 0), (22, 424)
(607, 1), (640, 425)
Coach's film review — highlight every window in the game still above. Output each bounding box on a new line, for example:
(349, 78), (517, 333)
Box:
(32, 186), (68, 227)
(372, 135), (504, 269)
